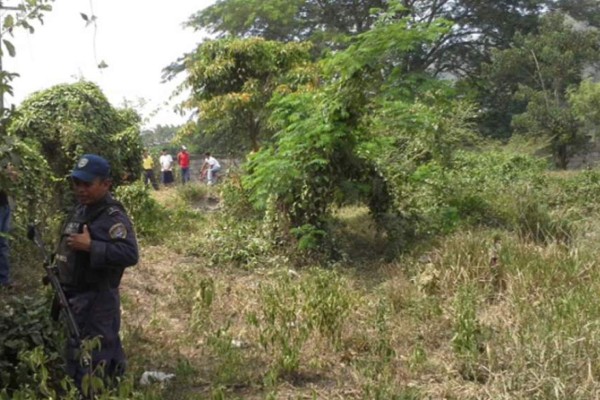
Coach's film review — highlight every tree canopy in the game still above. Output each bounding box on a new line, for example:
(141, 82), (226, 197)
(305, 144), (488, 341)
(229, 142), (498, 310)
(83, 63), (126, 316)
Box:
(168, 37), (313, 152)
(485, 13), (600, 167)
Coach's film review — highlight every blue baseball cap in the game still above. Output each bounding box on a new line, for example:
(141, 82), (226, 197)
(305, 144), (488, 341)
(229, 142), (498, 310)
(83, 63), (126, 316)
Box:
(71, 154), (111, 182)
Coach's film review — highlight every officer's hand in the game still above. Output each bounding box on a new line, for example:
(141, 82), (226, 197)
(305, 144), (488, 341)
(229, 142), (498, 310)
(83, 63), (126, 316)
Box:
(67, 224), (92, 252)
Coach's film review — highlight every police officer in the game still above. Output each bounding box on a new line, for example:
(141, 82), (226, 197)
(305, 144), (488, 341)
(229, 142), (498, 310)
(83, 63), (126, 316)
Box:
(56, 154), (138, 391)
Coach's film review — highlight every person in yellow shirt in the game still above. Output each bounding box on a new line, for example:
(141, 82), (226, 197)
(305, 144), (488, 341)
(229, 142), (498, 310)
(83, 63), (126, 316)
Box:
(142, 149), (158, 190)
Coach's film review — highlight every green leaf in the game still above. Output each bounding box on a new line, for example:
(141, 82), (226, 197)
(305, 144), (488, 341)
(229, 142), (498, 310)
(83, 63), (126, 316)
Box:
(3, 14), (14, 29)
(2, 40), (15, 57)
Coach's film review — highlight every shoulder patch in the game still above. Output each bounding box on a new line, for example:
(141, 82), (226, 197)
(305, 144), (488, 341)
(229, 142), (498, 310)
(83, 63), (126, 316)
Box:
(107, 206), (121, 216)
(109, 222), (127, 239)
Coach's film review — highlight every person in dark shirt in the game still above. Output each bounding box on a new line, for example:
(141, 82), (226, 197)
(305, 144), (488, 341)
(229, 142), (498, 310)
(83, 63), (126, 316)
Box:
(57, 154), (138, 393)
(0, 190), (11, 288)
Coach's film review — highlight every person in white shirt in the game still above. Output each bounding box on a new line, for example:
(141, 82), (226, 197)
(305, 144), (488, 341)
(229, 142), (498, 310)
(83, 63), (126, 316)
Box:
(202, 152), (221, 185)
(159, 149), (174, 185)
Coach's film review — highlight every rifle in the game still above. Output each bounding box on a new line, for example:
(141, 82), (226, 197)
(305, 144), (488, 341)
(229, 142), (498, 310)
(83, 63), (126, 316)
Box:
(27, 224), (81, 344)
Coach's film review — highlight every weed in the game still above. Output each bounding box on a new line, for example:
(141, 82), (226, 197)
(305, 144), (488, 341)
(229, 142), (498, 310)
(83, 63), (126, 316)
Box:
(190, 277), (215, 333)
(250, 271), (309, 380)
(205, 324), (249, 386)
(176, 183), (210, 204)
(357, 300), (399, 399)
(301, 268), (353, 348)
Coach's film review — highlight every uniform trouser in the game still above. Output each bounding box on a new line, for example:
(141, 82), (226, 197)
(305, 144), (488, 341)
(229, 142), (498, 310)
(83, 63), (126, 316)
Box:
(65, 288), (126, 393)
(0, 205), (11, 285)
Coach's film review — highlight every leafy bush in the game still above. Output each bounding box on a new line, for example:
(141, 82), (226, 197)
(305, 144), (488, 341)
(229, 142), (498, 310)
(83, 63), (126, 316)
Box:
(0, 293), (62, 393)
(198, 215), (275, 269)
(8, 81), (143, 187)
(113, 182), (168, 242)
(176, 183), (209, 204)
(399, 148), (571, 242)
(219, 173), (255, 219)
(0, 136), (54, 221)
(546, 169), (600, 214)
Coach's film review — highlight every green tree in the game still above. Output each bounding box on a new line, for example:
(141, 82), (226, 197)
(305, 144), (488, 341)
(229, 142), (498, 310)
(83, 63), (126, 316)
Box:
(140, 124), (180, 148)
(167, 37), (313, 152)
(187, 0), (386, 49)
(487, 13), (600, 168)
(244, 9), (475, 251)
(568, 80), (600, 135)
(188, 0), (555, 75)
(552, 0), (600, 28)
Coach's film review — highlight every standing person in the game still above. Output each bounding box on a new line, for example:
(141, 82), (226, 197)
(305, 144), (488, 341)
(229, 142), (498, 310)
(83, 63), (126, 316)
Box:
(159, 148), (174, 186)
(0, 164), (18, 289)
(142, 149), (158, 190)
(202, 152), (221, 185)
(177, 145), (190, 184)
(0, 190), (12, 289)
(57, 154), (138, 393)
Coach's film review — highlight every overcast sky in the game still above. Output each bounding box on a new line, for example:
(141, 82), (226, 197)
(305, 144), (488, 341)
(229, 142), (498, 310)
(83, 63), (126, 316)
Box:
(4, 0), (215, 128)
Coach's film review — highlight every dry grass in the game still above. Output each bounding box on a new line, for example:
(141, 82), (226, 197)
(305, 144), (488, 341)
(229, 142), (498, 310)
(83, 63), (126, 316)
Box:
(116, 192), (600, 399)
(7, 174), (600, 399)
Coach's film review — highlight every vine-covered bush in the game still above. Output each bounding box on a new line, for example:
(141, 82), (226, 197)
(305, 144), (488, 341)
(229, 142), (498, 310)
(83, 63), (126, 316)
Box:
(0, 135), (53, 218)
(8, 81), (143, 186)
(241, 12), (473, 254)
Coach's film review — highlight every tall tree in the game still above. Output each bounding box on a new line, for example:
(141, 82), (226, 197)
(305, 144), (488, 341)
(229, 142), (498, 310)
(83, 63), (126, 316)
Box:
(166, 38), (313, 152)
(140, 124), (179, 148)
(486, 13), (600, 168)
(188, 0), (551, 75)
(187, 0), (387, 49)
(244, 9), (475, 249)
(551, 0), (600, 28)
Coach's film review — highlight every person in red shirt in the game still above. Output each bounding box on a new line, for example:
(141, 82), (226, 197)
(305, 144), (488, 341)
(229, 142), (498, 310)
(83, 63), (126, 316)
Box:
(177, 145), (191, 184)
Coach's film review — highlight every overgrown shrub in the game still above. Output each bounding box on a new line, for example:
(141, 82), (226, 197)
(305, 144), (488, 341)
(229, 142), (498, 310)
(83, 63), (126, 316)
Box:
(198, 215), (275, 269)
(176, 183), (209, 204)
(219, 174), (255, 219)
(0, 293), (62, 393)
(402, 148), (571, 242)
(113, 182), (168, 242)
(8, 81), (143, 186)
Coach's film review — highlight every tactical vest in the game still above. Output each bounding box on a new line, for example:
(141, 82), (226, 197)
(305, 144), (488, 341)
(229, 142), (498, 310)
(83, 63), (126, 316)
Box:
(56, 200), (126, 291)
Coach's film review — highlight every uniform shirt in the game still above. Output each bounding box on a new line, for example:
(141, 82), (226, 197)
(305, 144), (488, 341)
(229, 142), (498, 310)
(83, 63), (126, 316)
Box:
(159, 154), (173, 171)
(84, 195), (138, 271)
(57, 194), (138, 290)
(142, 155), (154, 170)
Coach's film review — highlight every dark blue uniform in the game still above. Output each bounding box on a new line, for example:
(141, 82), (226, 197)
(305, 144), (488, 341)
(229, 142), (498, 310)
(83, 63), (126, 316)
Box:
(56, 193), (138, 388)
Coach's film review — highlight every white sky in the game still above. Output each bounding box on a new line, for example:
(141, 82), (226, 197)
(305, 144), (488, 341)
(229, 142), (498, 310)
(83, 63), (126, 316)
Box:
(4, 0), (215, 128)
